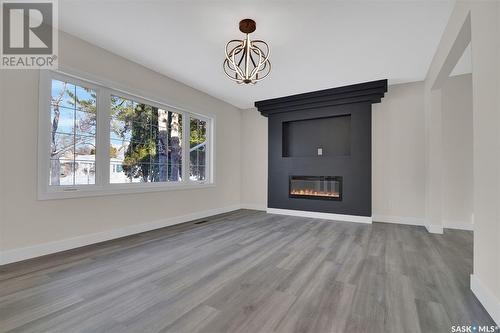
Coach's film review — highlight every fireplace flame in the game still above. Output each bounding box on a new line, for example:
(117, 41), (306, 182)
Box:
(290, 189), (340, 197)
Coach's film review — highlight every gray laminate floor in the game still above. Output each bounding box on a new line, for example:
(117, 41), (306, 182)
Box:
(0, 210), (495, 333)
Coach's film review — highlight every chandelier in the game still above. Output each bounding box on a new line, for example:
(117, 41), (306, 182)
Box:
(223, 19), (271, 84)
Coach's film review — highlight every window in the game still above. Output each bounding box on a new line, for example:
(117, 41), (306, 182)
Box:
(190, 117), (207, 181)
(110, 95), (183, 184)
(50, 79), (97, 186)
(39, 71), (214, 199)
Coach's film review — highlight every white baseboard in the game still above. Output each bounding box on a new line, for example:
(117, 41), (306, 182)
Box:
(471, 274), (500, 325)
(266, 208), (372, 224)
(0, 204), (470, 265)
(372, 214), (427, 227)
(443, 221), (474, 231)
(240, 203), (266, 211)
(426, 224), (444, 234)
(0, 204), (241, 265)
(373, 215), (473, 233)
(372, 215), (475, 233)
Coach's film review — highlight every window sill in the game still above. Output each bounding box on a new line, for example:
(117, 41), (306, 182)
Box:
(38, 182), (216, 200)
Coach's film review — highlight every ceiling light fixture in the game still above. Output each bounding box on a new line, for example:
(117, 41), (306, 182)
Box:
(223, 19), (271, 84)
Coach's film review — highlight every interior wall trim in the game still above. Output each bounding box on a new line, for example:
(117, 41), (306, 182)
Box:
(372, 214), (427, 227)
(442, 221), (474, 231)
(0, 205), (455, 265)
(255, 79), (387, 116)
(0, 204), (241, 266)
(266, 208), (372, 224)
(240, 203), (267, 211)
(426, 224), (444, 234)
(471, 274), (500, 325)
(368, 215), (474, 232)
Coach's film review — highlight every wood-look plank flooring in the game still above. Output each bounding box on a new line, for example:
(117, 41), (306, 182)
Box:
(0, 210), (494, 333)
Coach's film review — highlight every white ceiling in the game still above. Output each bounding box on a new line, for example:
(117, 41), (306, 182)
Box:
(59, 0), (457, 109)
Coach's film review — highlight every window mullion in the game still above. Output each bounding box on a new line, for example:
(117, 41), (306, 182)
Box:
(96, 88), (111, 187)
(207, 119), (212, 183)
(182, 113), (190, 183)
(38, 70), (52, 197)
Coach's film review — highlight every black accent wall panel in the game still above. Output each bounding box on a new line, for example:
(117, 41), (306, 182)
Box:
(255, 79), (387, 217)
(268, 103), (372, 216)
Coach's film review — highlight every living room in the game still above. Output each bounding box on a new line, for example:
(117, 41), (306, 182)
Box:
(0, 1), (499, 332)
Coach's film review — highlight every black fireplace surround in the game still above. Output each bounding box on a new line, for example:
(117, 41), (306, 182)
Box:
(255, 80), (387, 217)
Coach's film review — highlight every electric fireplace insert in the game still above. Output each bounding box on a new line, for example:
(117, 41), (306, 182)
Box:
(289, 176), (342, 201)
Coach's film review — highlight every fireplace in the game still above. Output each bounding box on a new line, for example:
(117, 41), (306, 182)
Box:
(289, 176), (342, 201)
(256, 80), (387, 217)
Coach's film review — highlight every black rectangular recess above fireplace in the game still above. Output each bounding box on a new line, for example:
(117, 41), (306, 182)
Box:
(282, 115), (351, 158)
(289, 176), (343, 201)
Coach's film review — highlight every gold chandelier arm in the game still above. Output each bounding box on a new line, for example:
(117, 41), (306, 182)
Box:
(225, 43), (242, 63)
(226, 43), (246, 79)
(251, 47), (267, 70)
(252, 42), (270, 66)
(223, 59), (243, 83)
(225, 40), (243, 59)
(252, 60), (271, 82)
(251, 40), (270, 58)
(225, 40), (245, 75)
(230, 50), (246, 79)
(225, 44), (243, 71)
(249, 47), (264, 79)
(250, 47), (270, 77)
(236, 47), (246, 68)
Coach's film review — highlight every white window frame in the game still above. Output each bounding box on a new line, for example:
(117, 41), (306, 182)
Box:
(38, 69), (215, 200)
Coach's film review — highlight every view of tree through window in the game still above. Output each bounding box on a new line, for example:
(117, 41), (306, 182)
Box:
(110, 96), (183, 183)
(45, 74), (212, 197)
(50, 80), (97, 186)
(190, 117), (207, 181)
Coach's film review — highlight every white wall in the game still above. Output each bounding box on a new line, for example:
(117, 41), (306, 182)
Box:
(372, 76), (474, 229)
(469, 3), (500, 319)
(442, 73), (473, 230)
(239, 81), (439, 225)
(0, 32), (242, 258)
(424, 1), (500, 323)
(239, 79), (474, 233)
(240, 109), (268, 210)
(372, 82), (426, 224)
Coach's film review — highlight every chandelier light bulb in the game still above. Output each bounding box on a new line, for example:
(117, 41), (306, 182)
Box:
(223, 19), (271, 84)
